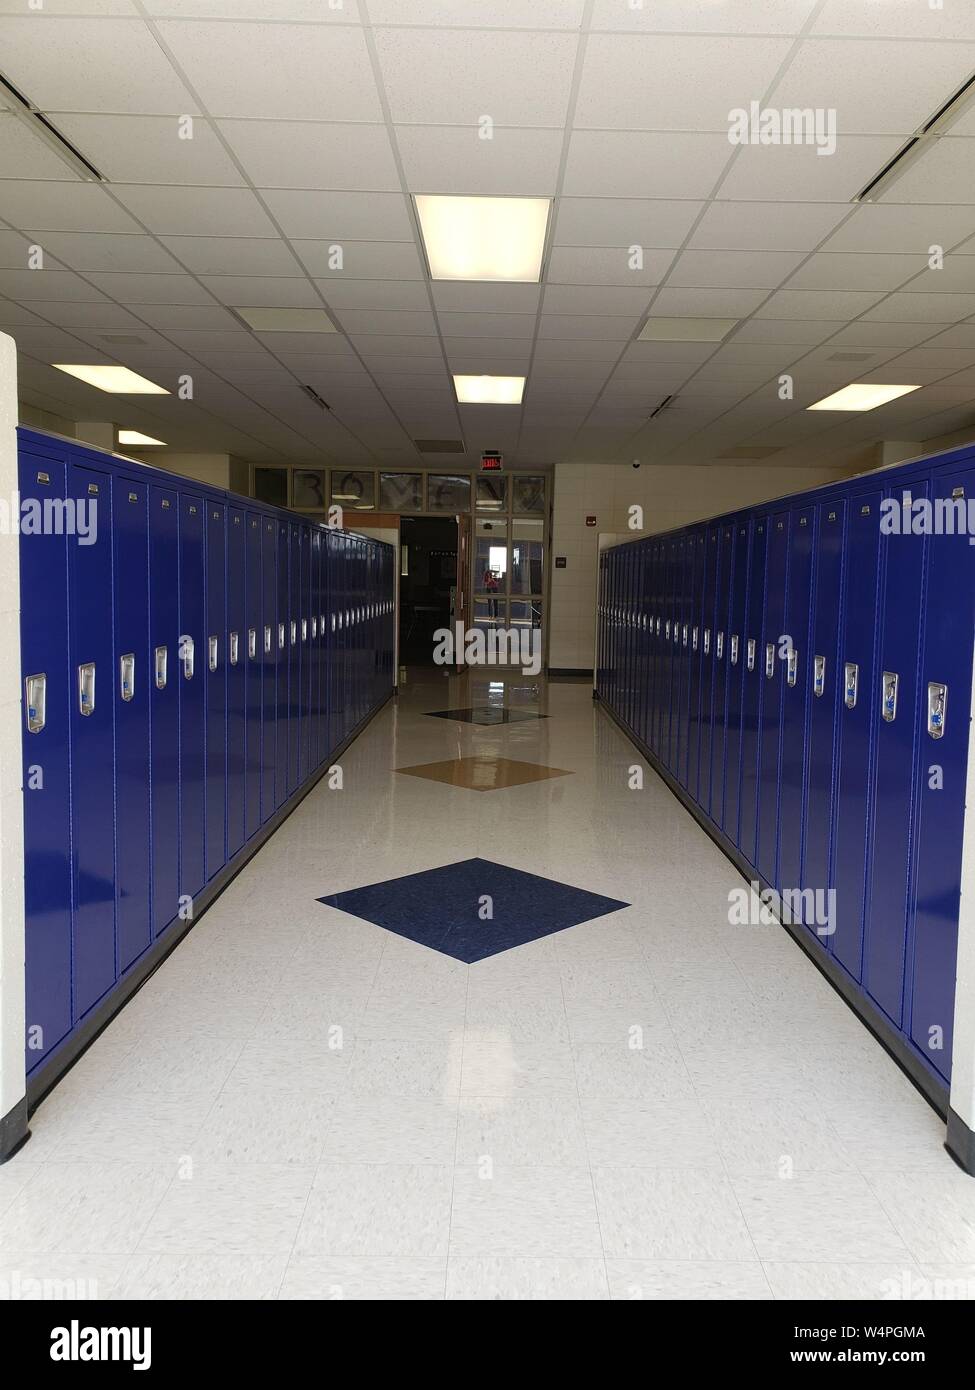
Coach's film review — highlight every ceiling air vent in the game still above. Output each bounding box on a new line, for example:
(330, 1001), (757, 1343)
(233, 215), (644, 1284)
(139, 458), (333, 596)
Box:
(649, 396), (675, 419)
(855, 70), (975, 202)
(828, 352), (874, 363)
(99, 334), (147, 346)
(413, 439), (465, 453)
(0, 71), (105, 181)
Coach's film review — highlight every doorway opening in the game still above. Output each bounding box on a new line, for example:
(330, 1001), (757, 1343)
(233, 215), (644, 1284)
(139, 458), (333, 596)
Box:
(399, 516), (458, 665)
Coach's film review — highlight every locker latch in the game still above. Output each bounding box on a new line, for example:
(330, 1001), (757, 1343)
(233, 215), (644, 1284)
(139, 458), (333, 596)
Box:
(208, 637), (218, 672)
(25, 673), (46, 734)
(655, 617), (661, 636)
(248, 628), (257, 660)
(787, 649), (798, 688)
(120, 653), (135, 701)
(765, 643), (775, 679)
(278, 623), (285, 651)
(844, 662), (858, 709)
(182, 637), (195, 681)
(814, 655), (826, 697)
(291, 620), (298, 643)
(320, 613), (326, 632)
(716, 632), (724, 660)
(692, 626), (699, 652)
(682, 624), (688, 648)
(155, 646), (167, 690)
(312, 617), (318, 639)
(927, 682), (947, 739)
(730, 635), (739, 666)
(882, 671), (898, 723)
(703, 629), (711, 656)
(78, 662), (95, 716)
(264, 625), (272, 654)
(747, 639), (756, 672)
(301, 619), (308, 642)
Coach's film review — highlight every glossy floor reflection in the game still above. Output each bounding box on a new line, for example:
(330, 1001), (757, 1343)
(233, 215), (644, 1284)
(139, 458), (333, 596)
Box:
(4, 668), (969, 1302)
(396, 754), (572, 791)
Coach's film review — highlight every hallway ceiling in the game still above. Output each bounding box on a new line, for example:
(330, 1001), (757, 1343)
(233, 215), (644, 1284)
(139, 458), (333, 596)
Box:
(2, 0), (975, 471)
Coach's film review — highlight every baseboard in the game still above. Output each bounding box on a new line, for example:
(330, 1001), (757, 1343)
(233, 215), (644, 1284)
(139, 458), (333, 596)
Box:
(946, 1109), (975, 1176)
(23, 691), (395, 1117)
(0, 1096), (29, 1164)
(547, 668), (593, 680)
(594, 692), (953, 1127)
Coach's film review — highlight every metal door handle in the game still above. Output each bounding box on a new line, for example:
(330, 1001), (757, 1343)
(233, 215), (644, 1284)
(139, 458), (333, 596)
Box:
(120, 652), (135, 701)
(814, 655), (825, 697)
(716, 632), (724, 660)
(765, 643), (775, 678)
(703, 629), (711, 656)
(730, 634), (739, 666)
(928, 682), (947, 738)
(78, 662), (95, 715)
(155, 646), (167, 690)
(747, 639), (756, 672)
(278, 623), (285, 651)
(248, 628), (257, 660)
(264, 625), (272, 654)
(182, 637), (194, 680)
(208, 636), (218, 672)
(787, 649), (798, 687)
(25, 673), (46, 733)
(844, 662), (858, 709)
(229, 631), (239, 666)
(882, 671), (898, 723)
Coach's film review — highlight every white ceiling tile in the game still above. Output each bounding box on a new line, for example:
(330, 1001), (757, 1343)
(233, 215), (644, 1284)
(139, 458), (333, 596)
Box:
(335, 308), (437, 336)
(532, 339), (626, 361)
(351, 334), (442, 358)
(0, 113), (84, 180)
(219, 120), (400, 191)
(668, 249), (805, 289)
(820, 203), (975, 253)
(369, 0), (583, 25)
(576, 34), (792, 131)
(887, 260), (974, 296)
(688, 201), (850, 251)
(921, 325), (975, 349)
(53, 113), (244, 185)
(156, 20), (381, 121)
(827, 321), (947, 348)
(199, 275), (319, 307)
(554, 199), (702, 248)
(33, 301), (152, 329)
(144, 2), (360, 17)
(538, 314), (638, 340)
(35, 231), (181, 273)
(298, 242), (424, 279)
(812, 0), (975, 41)
(0, 267), (107, 301)
(650, 287), (768, 316)
(719, 136), (903, 201)
(132, 302), (243, 330)
(437, 312), (536, 339)
(374, 28), (577, 127)
(159, 236), (302, 275)
(563, 131), (733, 198)
(541, 284), (653, 316)
(112, 184), (278, 236)
(785, 252), (924, 292)
(321, 280), (431, 311)
(0, 16), (196, 114)
(1, 182), (142, 232)
(878, 139), (975, 205)
(884, 348), (975, 371)
(85, 270), (217, 304)
(441, 344), (532, 368)
(755, 288), (886, 319)
(0, 230), (65, 270)
(547, 246), (675, 287)
(431, 283), (539, 314)
(591, 0), (818, 33)
(731, 319), (847, 344)
(395, 125), (563, 197)
(261, 191), (414, 241)
(862, 292), (975, 322)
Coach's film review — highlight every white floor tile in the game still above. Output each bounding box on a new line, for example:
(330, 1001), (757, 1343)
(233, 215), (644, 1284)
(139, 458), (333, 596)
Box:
(446, 1256), (609, 1300)
(605, 1259), (772, 1300)
(593, 1167), (756, 1260)
(295, 1164), (453, 1258)
(449, 1166), (602, 1258)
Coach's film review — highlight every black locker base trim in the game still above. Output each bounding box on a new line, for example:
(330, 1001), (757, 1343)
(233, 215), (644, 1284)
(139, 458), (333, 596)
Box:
(22, 692), (395, 1118)
(548, 668), (593, 679)
(0, 1096), (29, 1165)
(594, 694), (955, 1134)
(946, 1109), (975, 1177)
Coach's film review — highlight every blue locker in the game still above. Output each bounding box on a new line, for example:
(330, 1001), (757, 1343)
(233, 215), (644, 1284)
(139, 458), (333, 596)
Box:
(777, 505), (814, 899)
(699, 526), (719, 812)
(832, 489), (883, 980)
(684, 532), (705, 795)
(261, 517), (278, 820)
(639, 542), (651, 746)
(150, 486), (180, 937)
(709, 524), (733, 826)
(68, 462), (116, 1018)
(864, 479), (928, 1025)
(650, 541), (665, 756)
(245, 513), (262, 840)
(299, 524), (312, 777)
(178, 493), (206, 901)
(722, 520), (750, 844)
(670, 537), (686, 777)
(113, 475), (151, 973)
(756, 511), (789, 886)
(205, 502), (227, 881)
(226, 508), (246, 855)
(738, 517), (768, 864)
(19, 450), (72, 1069)
(276, 520), (290, 806)
(288, 521), (301, 792)
(909, 466), (975, 1081)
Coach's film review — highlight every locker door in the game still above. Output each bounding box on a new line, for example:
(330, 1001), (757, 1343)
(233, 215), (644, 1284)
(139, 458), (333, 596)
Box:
(245, 513), (262, 838)
(261, 517), (278, 818)
(709, 524), (733, 827)
(722, 520), (750, 844)
(20, 451), (72, 1068)
(651, 541), (665, 756)
(308, 530), (321, 772)
(802, 501), (846, 939)
(288, 521), (301, 793)
(738, 517), (768, 865)
(909, 467), (975, 1080)
(113, 476), (151, 973)
(670, 538), (686, 776)
(150, 486), (180, 937)
(684, 532), (704, 795)
(624, 546), (636, 730)
(276, 520), (289, 808)
(864, 480), (928, 1025)
(661, 540), (678, 769)
(326, 530), (338, 756)
(638, 543), (651, 745)
(205, 501), (227, 881)
(299, 524), (311, 777)
(226, 508), (246, 856)
(179, 493), (206, 901)
(68, 462), (116, 1018)
(777, 505), (815, 901)
(756, 511), (789, 886)
(699, 526), (719, 810)
(832, 490), (883, 981)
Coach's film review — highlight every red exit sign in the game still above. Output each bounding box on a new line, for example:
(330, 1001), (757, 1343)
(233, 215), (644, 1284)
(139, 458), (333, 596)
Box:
(480, 452), (503, 472)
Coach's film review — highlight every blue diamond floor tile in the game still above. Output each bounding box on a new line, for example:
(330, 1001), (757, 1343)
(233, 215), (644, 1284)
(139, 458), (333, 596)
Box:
(318, 857), (629, 964)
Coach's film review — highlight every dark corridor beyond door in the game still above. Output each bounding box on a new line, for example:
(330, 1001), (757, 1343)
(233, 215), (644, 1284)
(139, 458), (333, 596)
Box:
(399, 516), (458, 665)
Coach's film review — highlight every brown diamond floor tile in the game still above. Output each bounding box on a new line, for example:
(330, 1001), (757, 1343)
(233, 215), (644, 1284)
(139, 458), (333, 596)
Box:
(395, 755), (573, 791)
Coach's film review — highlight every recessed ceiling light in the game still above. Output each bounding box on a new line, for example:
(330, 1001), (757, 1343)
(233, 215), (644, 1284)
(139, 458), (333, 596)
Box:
(454, 374), (525, 405)
(118, 430), (166, 447)
(416, 195), (551, 283)
(236, 307), (336, 333)
(52, 364), (169, 394)
(807, 384), (921, 412)
(638, 318), (738, 343)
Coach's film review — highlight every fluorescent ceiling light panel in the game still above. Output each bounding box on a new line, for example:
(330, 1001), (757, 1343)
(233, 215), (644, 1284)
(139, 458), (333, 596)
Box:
(52, 364), (169, 394)
(118, 430), (166, 447)
(807, 384), (921, 412)
(236, 307), (336, 333)
(638, 318), (738, 343)
(454, 374), (525, 405)
(416, 195), (550, 283)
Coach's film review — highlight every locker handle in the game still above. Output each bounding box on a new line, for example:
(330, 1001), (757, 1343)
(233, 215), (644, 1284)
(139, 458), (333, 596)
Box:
(291, 620), (298, 644)
(665, 620), (671, 640)
(844, 662), (858, 709)
(882, 671), (898, 723)
(120, 652), (135, 701)
(230, 632), (239, 666)
(747, 639), (756, 672)
(182, 637), (195, 681)
(312, 617), (318, 639)
(208, 636), (218, 672)
(703, 629), (711, 656)
(25, 673), (46, 734)
(814, 655), (826, 697)
(301, 619), (308, 642)
(248, 628), (257, 660)
(278, 623), (285, 651)
(787, 649), (798, 688)
(264, 625), (272, 654)
(155, 646), (168, 690)
(78, 662), (95, 716)
(927, 682), (947, 739)
(716, 632), (724, 660)
(692, 626), (699, 652)
(765, 643), (775, 679)
(682, 623), (688, 648)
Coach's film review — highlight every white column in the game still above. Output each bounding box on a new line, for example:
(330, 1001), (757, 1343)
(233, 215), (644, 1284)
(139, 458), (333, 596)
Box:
(0, 332), (27, 1160)
(947, 643), (975, 1172)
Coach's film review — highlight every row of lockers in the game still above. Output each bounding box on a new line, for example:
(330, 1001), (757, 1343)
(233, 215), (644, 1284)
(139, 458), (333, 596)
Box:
(597, 444), (975, 1093)
(18, 427), (395, 1084)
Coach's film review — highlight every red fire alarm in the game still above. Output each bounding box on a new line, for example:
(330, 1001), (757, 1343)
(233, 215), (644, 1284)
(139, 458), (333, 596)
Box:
(480, 451), (503, 472)
(585, 515), (597, 527)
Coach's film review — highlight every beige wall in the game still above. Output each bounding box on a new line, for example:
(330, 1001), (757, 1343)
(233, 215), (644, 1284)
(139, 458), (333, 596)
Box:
(549, 460), (863, 672)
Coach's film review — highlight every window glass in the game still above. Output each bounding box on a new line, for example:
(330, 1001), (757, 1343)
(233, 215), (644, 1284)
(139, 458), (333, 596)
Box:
(474, 518), (507, 595)
(427, 473), (471, 513)
(330, 469), (375, 511)
(513, 474), (545, 514)
(293, 469), (327, 510)
(380, 472), (423, 512)
(511, 519), (544, 595)
(476, 475), (507, 512)
(510, 599), (542, 630)
(254, 467), (288, 508)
